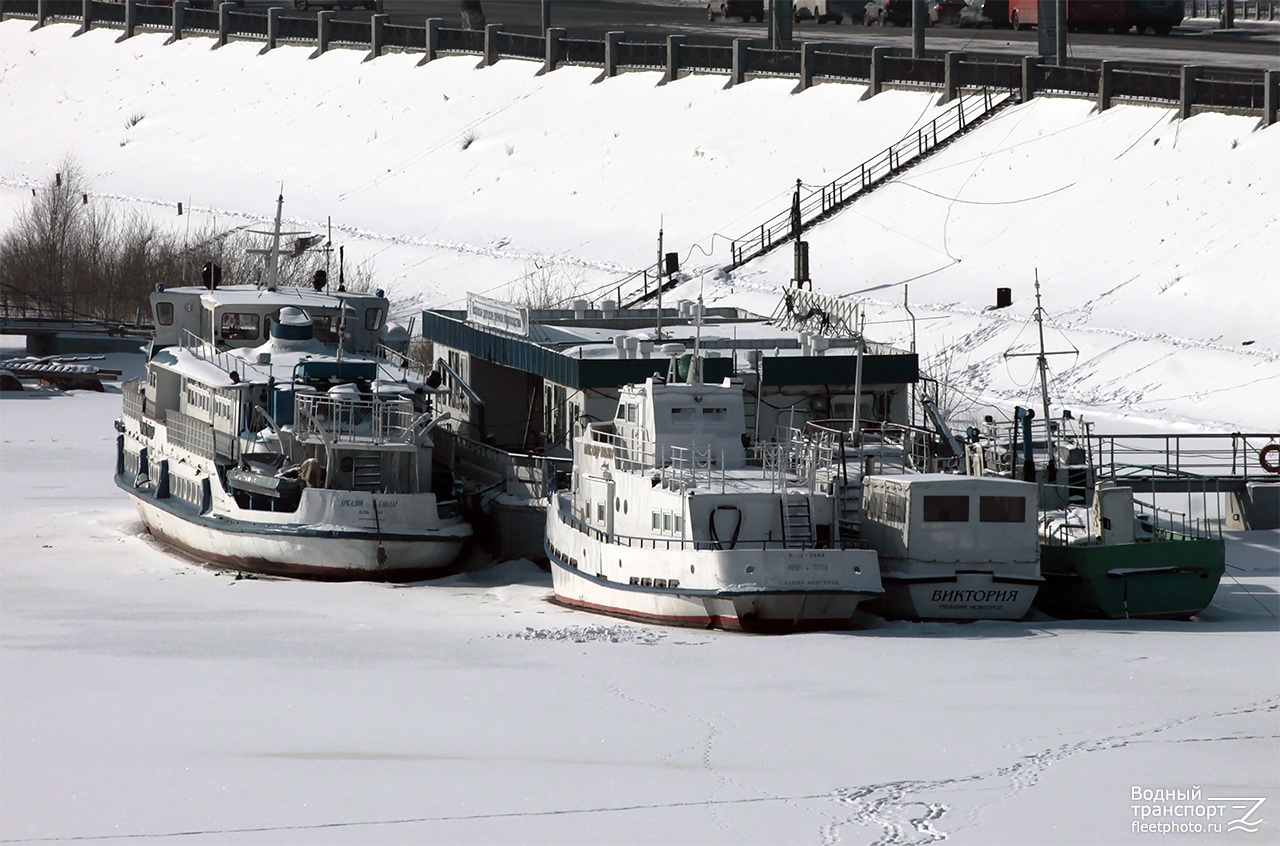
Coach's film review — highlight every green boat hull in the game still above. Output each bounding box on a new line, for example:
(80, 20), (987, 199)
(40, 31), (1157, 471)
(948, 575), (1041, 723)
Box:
(1037, 539), (1226, 620)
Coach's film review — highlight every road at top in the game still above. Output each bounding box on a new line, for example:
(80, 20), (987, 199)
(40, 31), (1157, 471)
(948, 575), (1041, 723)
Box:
(362, 1), (1279, 70)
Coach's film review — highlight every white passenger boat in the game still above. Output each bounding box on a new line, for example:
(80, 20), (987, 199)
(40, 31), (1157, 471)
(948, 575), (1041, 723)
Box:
(115, 196), (471, 580)
(859, 474), (1042, 620)
(545, 347), (884, 632)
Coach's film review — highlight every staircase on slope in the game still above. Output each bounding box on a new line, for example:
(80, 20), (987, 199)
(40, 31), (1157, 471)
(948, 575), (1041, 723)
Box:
(617, 88), (1016, 309)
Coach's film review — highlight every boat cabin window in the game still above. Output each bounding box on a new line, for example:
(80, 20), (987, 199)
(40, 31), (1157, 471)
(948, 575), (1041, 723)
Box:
(701, 407), (726, 418)
(364, 307), (384, 331)
(652, 511), (661, 531)
(980, 495), (1026, 523)
(616, 405), (626, 421)
(922, 495), (970, 523)
(155, 301), (174, 326)
(670, 407), (696, 423)
(313, 315), (339, 343)
(626, 404), (637, 424)
(219, 312), (261, 341)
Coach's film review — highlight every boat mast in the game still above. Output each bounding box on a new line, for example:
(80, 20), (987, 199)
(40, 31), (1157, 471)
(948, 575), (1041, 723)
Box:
(1003, 271), (1077, 486)
(266, 192), (283, 291)
(1032, 274), (1055, 480)
(655, 222), (664, 343)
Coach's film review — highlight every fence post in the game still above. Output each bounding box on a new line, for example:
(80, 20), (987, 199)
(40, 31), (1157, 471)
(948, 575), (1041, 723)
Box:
(944, 51), (965, 103)
(870, 45), (889, 97)
(1021, 55), (1040, 102)
(125, 0), (135, 38)
(35, 0), (46, 28)
(79, 0), (91, 34)
(485, 23), (502, 66)
(604, 30), (621, 77)
(172, 0), (186, 40)
(666, 34), (685, 83)
(799, 41), (816, 91)
(1098, 59), (1116, 111)
(732, 37), (748, 87)
(317, 10), (333, 55)
(218, 1), (231, 48)
(545, 26), (564, 72)
(1180, 64), (1202, 120)
(371, 13), (388, 57)
(425, 17), (441, 62)
(267, 5), (279, 50)
(1264, 69), (1278, 126)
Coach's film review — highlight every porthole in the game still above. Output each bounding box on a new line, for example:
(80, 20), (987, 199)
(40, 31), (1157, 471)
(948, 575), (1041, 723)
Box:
(623, 500), (628, 514)
(854, 566), (861, 575)
(615, 497), (621, 511)
(745, 565), (755, 575)
(690, 564), (695, 574)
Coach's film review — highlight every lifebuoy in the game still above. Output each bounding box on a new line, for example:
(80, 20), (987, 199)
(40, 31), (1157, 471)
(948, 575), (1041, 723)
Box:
(1260, 444), (1280, 474)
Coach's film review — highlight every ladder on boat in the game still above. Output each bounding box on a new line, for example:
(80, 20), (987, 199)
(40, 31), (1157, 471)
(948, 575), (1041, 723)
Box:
(836, 479), (863, 537)
(783, 495), (813, 548)
(352, 455), (382, 491)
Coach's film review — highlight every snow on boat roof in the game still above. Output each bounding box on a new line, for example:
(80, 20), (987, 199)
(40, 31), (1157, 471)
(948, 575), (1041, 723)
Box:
(162, 284), (376, 310)
(548, 320), (872, 359)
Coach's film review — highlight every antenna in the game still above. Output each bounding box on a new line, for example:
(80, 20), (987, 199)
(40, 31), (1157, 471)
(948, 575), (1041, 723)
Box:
(692, 278), (704, 386)
(1003, 270), (1078, 484)
(655, 221), (663, 342)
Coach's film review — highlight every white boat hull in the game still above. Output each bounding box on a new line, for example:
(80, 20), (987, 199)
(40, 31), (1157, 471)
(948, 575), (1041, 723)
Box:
(877, 571), (1040, 621)
(547, 493), (883, 632)
(120, 478), (470, 581)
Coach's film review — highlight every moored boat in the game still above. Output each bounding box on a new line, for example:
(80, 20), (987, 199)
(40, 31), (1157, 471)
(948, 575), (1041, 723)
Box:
(545, 347), (884, 632)
(115, 195), (471, 580)
(1036, 483), (1226, 620)
(858, 473), (1043, 620)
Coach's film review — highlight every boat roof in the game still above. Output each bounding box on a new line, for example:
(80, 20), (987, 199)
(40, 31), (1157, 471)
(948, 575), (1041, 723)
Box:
(159, 284), (379, 310)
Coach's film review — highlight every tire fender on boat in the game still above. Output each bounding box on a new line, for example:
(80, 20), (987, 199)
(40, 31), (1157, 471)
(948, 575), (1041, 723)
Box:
(1260, 444), (1280, 474)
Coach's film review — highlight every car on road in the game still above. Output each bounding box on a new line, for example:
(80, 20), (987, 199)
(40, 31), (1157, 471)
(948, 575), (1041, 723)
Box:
(957, 0), (1011, 28)
(708, 1), (765, 22)
(793, 1), (871, 24)
(863, 0), (939, 26)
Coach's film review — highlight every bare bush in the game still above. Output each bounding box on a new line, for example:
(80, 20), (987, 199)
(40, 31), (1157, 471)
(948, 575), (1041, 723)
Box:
(506, 261), (587, 311)
(0, 159), (378, 326)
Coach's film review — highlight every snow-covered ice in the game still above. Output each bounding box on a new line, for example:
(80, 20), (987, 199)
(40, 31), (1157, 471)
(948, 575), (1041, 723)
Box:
(1, 19), (1277, 846)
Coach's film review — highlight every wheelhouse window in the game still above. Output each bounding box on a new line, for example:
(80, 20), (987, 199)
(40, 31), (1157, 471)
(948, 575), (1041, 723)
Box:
(364, 307), (384, 331)
(980, 495), (1026, 523)
(155, 301), (174, 326)
(922, 495), (969, 523)
(219, 312), (260, 341)
(670, 407), (695, 422)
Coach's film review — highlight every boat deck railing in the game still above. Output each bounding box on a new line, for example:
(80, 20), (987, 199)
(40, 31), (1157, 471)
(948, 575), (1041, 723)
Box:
(295, 393), (420, 446)
(178, 329), (272, 384)
(553, 494), (874, 553)
(1040, 482), (1221, 547)
(121, 378), (145, 421)
(1084, 430), (1280, 488)
(583, 422), (842, 494)
(974, 417), (1278, 492)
